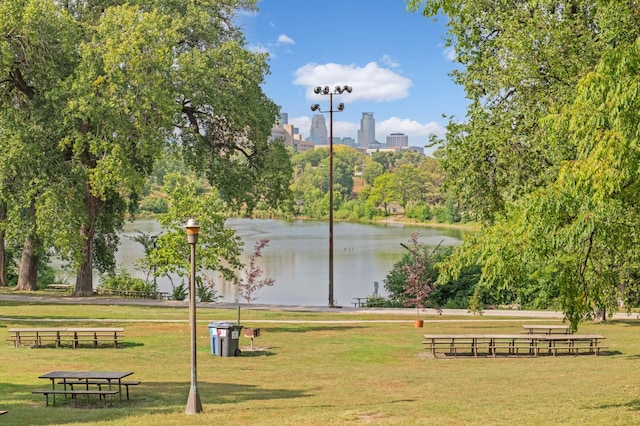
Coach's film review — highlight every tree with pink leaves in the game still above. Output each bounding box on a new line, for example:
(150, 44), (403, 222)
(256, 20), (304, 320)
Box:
(235, 239), (275, 305)
(402, 233), (437, 318)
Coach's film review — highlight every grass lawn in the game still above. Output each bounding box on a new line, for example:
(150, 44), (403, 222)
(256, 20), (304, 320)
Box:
(1, 299), (640, 425)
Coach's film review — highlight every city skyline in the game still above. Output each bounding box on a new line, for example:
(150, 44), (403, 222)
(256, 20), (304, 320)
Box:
(240, 1), (468, 155)
(277, 111), (417, 152)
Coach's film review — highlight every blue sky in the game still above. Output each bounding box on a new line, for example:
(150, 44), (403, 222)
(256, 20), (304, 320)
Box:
(238, 0), (467, 154)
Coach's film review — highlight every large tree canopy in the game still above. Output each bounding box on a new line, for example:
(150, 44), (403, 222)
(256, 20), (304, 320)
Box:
(408, 0), (640, 326)
(408, 0), (640, 222)
(0, 0), (291, 295)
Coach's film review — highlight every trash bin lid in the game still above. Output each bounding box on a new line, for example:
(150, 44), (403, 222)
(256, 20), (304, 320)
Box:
(208, 321), (235, 328)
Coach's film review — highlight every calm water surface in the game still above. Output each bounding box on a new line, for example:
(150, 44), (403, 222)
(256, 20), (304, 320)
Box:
(105, 219), (463, 306)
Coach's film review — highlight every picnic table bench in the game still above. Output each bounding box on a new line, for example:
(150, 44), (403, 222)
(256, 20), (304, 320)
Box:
(61, 379), (141, 400)
(522, 324), (571, 334)
(7, 327), (125, 348)
(46, 284), (73, 292)
(423, 333), (606, 358)
(32, 389), (119, 407)
(34, 371), (136, 406)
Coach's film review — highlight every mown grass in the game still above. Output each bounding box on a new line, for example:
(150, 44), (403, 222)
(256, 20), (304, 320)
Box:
(1, 299), (640, 425)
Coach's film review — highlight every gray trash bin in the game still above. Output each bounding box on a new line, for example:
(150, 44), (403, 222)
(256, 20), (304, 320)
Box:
(209, 322), (243, 357)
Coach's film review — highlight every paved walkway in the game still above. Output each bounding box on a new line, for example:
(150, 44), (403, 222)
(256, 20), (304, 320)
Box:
(0, 293), (638, 321)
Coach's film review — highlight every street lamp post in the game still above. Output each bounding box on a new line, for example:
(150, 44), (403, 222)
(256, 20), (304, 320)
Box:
(185, 218), (203, 414)
(311, 85), (352, 307)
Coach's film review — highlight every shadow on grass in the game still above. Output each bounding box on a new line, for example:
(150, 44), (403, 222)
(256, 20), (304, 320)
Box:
(133, 381), (311, 405)
(239, 348), (277, 357)
(590, 398), (640, 411)
(610, 319), (640, 327)
(2, 380), (312, 423)
(18, 341), (144, 349)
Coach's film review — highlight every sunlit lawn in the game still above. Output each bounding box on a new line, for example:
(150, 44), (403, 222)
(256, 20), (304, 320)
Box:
(1, 298), (640, 425)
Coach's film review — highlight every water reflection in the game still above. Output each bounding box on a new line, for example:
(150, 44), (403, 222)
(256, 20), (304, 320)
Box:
(60, 219), (464, 306)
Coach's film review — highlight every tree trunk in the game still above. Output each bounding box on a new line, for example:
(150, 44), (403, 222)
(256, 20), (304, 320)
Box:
(74, 191), (103, 296)
(15, 199), (38, 291)
(0, 201), (7, 287)
(15, 236), (38, 291)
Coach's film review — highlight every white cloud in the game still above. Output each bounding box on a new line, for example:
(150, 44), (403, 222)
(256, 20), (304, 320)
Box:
(247, 43), (269, 55)
(293, 62), (412, 103)
(377, 117), (446, 143)
(442, 46), (456, 61)
(380, 54), (399, 68)
(277, 34), (295, 45)
(289, 116), (310, 137)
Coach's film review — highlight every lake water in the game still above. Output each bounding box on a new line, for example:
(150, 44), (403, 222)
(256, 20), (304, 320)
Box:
(72, 219), (464, 306)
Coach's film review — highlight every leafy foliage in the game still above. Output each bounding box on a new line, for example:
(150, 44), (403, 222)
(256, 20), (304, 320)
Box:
(1, 0), (291, 296)
(401, 233), (437, 317)
(97, 268), (153, 294)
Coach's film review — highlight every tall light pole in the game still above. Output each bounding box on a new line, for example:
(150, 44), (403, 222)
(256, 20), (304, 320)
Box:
(185, 218), (203, 414)
(311, 85), (352, 307)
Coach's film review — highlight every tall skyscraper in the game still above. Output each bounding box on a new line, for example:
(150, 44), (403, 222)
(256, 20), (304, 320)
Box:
(310, 114), (328, 145)
(357, 112), (375, 147)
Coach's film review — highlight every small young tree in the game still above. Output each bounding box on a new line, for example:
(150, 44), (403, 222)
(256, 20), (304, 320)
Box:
(235, 239), (275, 305)
(402, 233), (437, 318)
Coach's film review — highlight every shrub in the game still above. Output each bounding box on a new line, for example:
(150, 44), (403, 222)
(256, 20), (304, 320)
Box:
(97, 268), (153, 294)
(171, 282), (187, 301)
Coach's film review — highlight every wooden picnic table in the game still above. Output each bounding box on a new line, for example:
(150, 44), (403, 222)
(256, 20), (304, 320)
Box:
(423, 333), (606, 358)
(46, 284), (73, 291)
(522, 324), (571, 334)
(7, 328), (65, 348)
(37, 371), (134, 405)
(7, 327), (124, 348)
(353, 298), (368, 307)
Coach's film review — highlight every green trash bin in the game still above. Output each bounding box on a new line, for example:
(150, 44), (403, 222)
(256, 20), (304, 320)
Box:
(209, 322), (243, 357)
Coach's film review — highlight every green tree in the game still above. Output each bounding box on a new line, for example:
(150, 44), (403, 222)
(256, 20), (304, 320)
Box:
(2, 1), (291, 296)
(366, 173), (399, 214)
(408, 0), (640, 326)
(438, 37), (640, 328)
(407, 0), (640, 223)
(394, 164), (424, 208)
(0, 0), (80, 290)
(145, 173), (243, 292)
(363, 161), (384, 186)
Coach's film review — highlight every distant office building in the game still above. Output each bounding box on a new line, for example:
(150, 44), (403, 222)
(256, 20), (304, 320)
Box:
(357, 112), (375, 147)
(270, 114), (310, 152)
(366, 140), (386, 150)
(386, 133), (409, 150)
(279, 113), (288, 126)
(310, 114), (328, 145)
(334, 136), (356, 147)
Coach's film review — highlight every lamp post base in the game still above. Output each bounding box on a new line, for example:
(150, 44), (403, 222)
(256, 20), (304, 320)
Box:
(186, 388), (203, 414)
